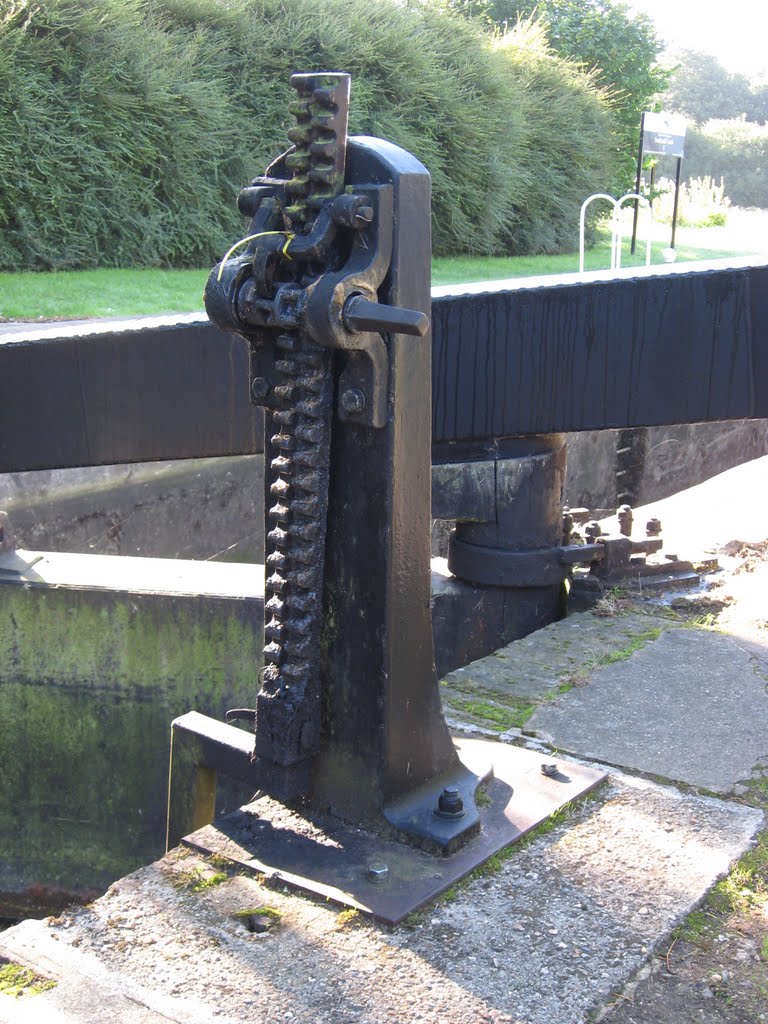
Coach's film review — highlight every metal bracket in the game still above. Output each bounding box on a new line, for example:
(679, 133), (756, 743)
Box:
(177, 736), (607, 925)
(301, 185), (394, 428)
(223, 183), (429, 431)
(382, 760), (491, 854)
(449, 534), (572, 587)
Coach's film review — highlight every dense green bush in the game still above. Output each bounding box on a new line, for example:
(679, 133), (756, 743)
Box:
(491, 21), (621, 253)
(480, 1), (669, 185)
(0, 0), (247, 269)
(682, 120), (768, 209)
(0, 0), (621, 269)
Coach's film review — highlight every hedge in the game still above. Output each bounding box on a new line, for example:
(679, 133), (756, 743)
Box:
(0, 0), (622, 269)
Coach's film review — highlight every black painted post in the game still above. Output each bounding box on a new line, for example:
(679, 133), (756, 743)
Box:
(312, 140), (459, 819)
(670, 157), (683, 250)
(183, 99), (486, 852)
(631, 112), (645, 257)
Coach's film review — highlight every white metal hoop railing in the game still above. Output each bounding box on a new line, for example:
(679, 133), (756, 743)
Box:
(579, 193), (652, 273)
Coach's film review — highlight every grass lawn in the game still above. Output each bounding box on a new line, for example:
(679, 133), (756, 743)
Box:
(0, 268), (209, 322)
(432, 237), (746, 286)
(1, 214), (765, 322)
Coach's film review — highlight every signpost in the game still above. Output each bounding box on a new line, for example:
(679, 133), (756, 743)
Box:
(631, 112), (687, 255)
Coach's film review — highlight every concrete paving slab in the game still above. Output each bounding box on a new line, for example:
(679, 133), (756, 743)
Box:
(0, 919), (224, 1023)
(441, 611), (677, 700)
(0, 773), (759, 1024)
(529, 627), (768, 792)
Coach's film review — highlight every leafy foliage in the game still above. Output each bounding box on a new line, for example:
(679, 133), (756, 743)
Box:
(684, 120), (768, 208)
(660, 51), (768, 209)
(0, 0), (249, 270)
(0, 0), (621, 269)
(652, 176), (730, 228)
(451, 0), (668, 180)
(490, 20), (620, 253)
(664, 50), (756, 125)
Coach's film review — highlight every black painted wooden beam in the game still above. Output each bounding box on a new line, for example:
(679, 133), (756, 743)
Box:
(431, 259), (768, 442)
(1, 260), (766, 473)
(0, 316), (262, 473)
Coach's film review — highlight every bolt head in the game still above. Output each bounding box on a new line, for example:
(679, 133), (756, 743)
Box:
(354, 206), (374, 226)
(340, 388), (366, 414)
(646, 517), (662, 537)
(436, 785), (465, 818)
(584, 520), (602, 541)
(251, 377), (270, 401)
(367, 863), (389, 882)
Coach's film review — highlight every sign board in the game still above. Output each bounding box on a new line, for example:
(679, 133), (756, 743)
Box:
(642, 112), (687, 158)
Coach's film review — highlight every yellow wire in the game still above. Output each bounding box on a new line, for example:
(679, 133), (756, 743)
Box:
(216, 231), (295, 281)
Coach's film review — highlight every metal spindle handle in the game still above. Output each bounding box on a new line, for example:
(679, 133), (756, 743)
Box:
(343, 295), (429, 338)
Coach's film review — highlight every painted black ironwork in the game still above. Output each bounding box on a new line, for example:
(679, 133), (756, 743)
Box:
(4, 69), (765, 923)
(254, 74), (350, 772)
(203, 74), (471, 837)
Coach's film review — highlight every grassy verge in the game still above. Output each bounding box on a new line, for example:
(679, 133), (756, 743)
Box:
(431, 235), (751, 286)
(0, 268), (209, 322)
(0, 223), (762, 323)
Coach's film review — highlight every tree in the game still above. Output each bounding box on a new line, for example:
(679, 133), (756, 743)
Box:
(664, 50), (752, 124)
(517, 4), (665, 134)
(0, 0), (621, 268)
(684, 120), (768, 208)
(746, 84), (768, 126)
(448, 0), (668, 180)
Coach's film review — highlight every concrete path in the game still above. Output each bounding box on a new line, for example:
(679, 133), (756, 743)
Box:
(0, 779), (760, 1024)
(530, 627), (768, 792)
(0, 312), (206, 337)
(2, 456), (768, 1022)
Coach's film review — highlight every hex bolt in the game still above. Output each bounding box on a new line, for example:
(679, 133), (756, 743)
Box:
(436, 785), (465, 818)
(646, 517), (662, 537)
(617, 504), (633, 538)
(584, 520), (602, 543)
(367, 862), (389, 883)
(252, 377), (270, 401)
(340, 388), (366, 414)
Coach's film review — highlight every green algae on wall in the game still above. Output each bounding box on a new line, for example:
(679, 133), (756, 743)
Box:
(0, 584), (263, 914)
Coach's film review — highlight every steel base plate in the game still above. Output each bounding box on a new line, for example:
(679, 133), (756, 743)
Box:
(182, 738), (606, 924)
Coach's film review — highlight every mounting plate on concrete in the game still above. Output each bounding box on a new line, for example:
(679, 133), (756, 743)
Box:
(182, 738), (606, 924)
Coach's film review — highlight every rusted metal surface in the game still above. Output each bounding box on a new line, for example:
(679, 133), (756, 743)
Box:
(182, 738), (606, 925)
(213, 74), (352, 776)
(169, 74), (607, 923)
